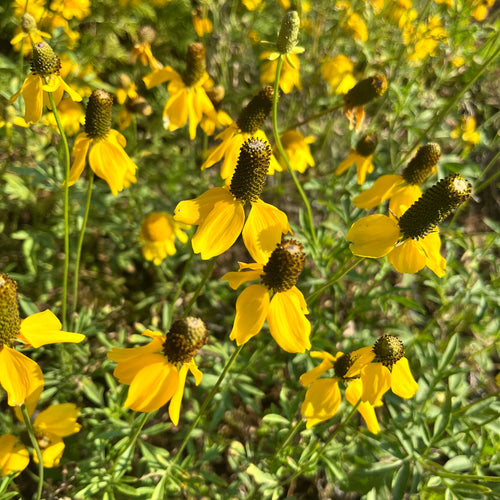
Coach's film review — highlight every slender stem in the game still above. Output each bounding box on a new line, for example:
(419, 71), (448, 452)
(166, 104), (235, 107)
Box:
(284, 102), (343, 132)
(72, 172), (94, 317)
(20, 404), (44, 500)
(48, 91), (71, 330)
(275, 419), (304, 456)
(306, 256), (365, 304)
(473, 148), (500, 195)
(171, 344), (245, 464)
(182, 257), (217, 318)
(271, 55), (318, 248)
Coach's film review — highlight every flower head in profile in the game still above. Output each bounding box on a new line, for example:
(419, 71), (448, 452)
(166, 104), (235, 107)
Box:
(68, 89), (138, 195)
(321, 54), (357, 95)
(107, 317), (208, 424)
(354, 143), (441, 211)
(140, 212), (189, 265)
(130, 25), (162, 70)
(143, 42), (217, 140)
(451, 116), (481, 150)
(10, 12), (51, 55)
(359, 335), (419, 405)
(9, 41), (82, 124)
(336, 133), (377, 185)
(276, 130), (315, 173)
(192, 6), (213, 37)
(343, 74), (387, 131)
(221, 239), (311, 353)
(0, 435), (29, 477)
(0, 274), (85, 408)
(175, 138), (291, 261)
(260, 52), (301, 94)
(347, 174), (472, 276)
(201, 86), (282, 180)
(300, 348), (380, 432)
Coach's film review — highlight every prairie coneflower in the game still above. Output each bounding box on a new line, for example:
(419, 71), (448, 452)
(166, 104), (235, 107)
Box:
(260, 52), (301, 94)
(10, 13), (51, 55)
(0, 274), (84, 408)
(300, 349), (380, 433)
(347, 174), (471, 276)
(130, 25), (162, 70)
(276, 130), (315, 173)
(9, 41), (82, 124)
(143, 42), (217, 139)
(68, 89), (138, 195)
(0, 435), (29, 477)
(336, 133), (377, 185)
(175, 138), (290, 261)
(221, 239), (310, 353)
(201, 86), (282, 180)
(321, 54), (357, 95)
(140, 212), (190, 265)
(107, 317), (208, 424)
(354, 143), (441, 210)
(192, 6), (213, 37)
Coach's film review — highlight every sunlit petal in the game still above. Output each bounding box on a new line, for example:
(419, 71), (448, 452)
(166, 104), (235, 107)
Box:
(345, 379), (380, 434)
(0, 435), (30, 477)
(391, 357), (419, 399)
(174, 187), (228, 225)
(419, 232), (446, 277)
(388, 239), (427, 274)
(168, 364), (189, 425)
(34, 403), (81, 437)
(301, 378), (341, 428)
(353, 175), (405, 209)
(361, 363), (391, 405)
(68, 133), (92, 186)
(299, 357), (334, 387)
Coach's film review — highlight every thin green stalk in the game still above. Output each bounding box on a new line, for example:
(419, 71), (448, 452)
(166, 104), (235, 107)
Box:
(20, 404), (44, 500)
(284, 102), (343, 132)
(48, 91), (71, 330)
(182, 257), (217, 318)
(274, 419), (304, 457)
(171, 344), (245, 465)
(472, 148), (500, 195)
(272, 55), (318, 249)
(71, 172), (94, 317)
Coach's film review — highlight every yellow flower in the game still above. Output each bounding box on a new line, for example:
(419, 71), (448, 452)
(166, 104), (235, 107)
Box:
(9, 42), (82, 124)
(221, 239), (310, 353)
(175, 139), (290, 261)
(0, 435), (29, 477)
(342, 12), (368, 42)
(68, 89), (138, 196)
(471, 0), (495, 21)
(0, 102), (28, 134)
(260, 52), (301, 94)
(130, 25), (162, 69)
(10, 12), (52, 55)
(359, 336), (418, 405)
(140, 212), (189, 265)
(300, 349), (380, 432)
(192, 7), (213, 37)
(336, 133), (377, 185)
(199, 84), (233, 136)
(277, 130), (315, 173)
(12, 0), (46, 19)
(50, 0), (91, 20)
(143, 43), (217, 140)
(451, 116), (480, 147)
(404, 15), (448, 62)
(321, 55), (357, 95)
(107, 318), (208, 424)
(347, 174), (471, 276)
(44, 97), (85, 136)
(242, 0), (263, 11)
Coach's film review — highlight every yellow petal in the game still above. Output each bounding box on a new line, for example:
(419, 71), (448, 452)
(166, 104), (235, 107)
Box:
(143, 66), (180, 89)
(391, 357), (418, 399)
(168, 363), (189, 426)
(23, 73), (44, 124)
(60, 77), (82, 102)
(19, 310), (84, 347)
(346, 346), (376, 378)
(388, 185), (422, 218)
(267, 289), (311, 353)
(345, 379), (380, 434)
(360, 363), (391, 405)
(243, 200), (291, 263)
(299, 357), (335, 387)
(300, 378), (341, 428)
(38, 439), (65, 468)
(188, 362), (203, 385)
(200, 123), (238, 172)
(347, 214), (400, 258)
(388, 239), (427, 274)
(229, 284), (269, 345)
(0, 346), (44, 407)
(0, 435), (30, 477)
(174, 187), (228, 225)
(34, 403), (81, 437)
(220, 269), (263, 290)
(419, 232), (446, 277)
(163, 89), (188, 131)
(68, 133), (92, 186)
(335, 151), (356, 175)
(353, 175), (405, 209)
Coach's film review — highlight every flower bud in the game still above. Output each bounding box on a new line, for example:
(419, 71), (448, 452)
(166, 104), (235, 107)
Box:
(276, 11), (300, 53)
(31, 41), (61, 76)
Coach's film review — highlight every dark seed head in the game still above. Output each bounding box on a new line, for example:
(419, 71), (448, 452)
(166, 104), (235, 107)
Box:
(373, 335), (404, 369)
(355, 133), (378, 157)
(0, 274), (21, 347)
(163, 317), (208, 364)
(401, 143), (441, 185)
(31, 41), (61, 76)
(236, 86), (275, 134)
(344, 74), (387, 108)
(84, 89), (113, 140)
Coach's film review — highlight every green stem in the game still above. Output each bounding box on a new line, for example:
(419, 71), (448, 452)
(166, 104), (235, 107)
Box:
(171, 344), (245, 465)
(48, 91), (71, 330)
(274, 419), (304, 457)
(71, 172), (94, 317)
(182, 257), (217, 318)
(307, 256), (365, 304)
(472, 148), (500, 195)
(271, 55), (318, 249)
(20, 404), (44, 500)
(284, 102), (343, 132)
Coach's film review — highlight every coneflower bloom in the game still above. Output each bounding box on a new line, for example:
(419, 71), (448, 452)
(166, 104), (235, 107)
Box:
(354, 143), (441, 211)
(143, 42), (216, 139)
(336, 133), (377, 185)
(175, 138), (290, 261)
(276, 130), (315, 173)
(9, 41), (81, 124)
(107, 317), (208, 425)
(347, 174), (471, 276)
(130, 25), (162, 69)
(10, 13), (51, 55)
(68, 89), (138, 195)
(221, 239), (310, 353)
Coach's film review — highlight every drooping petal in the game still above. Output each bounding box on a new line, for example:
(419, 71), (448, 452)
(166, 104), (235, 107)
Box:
(68, 133), (92, 186)
(354, 155), (374, 185)
(89, 141), (128, 195)
(300, 378), (341, 429)
(243, 200), (291, 263)
(19, 310), (85, 347)
(22, 73), (44, 124)
(188, 362), (203, 385)
(267, 289), (311, 353)
(335, 151), (356, 175)
(143, 66), (180, 89)
(391, 357), (418, 399)
(174, 187), (228, 225)
(200, 123), (238, 171)
(353, 175), (405, 209)
(168, 363), (189, 426)
(220, 268), (263, 290)
(299, 356), (335, 387)
(34, 403), (81, 437)
(419, 231), (446, 277)
(388, 184), (422, 218)
(346, 346), (376, 378)
(124, 357), (179, 412)
(0, 435), (30, 477)
(347, 214), (400, 258)
(345, 379), (380, 434)
(38, 439), (65, 468)
(360, 363), (391, 405)
(107, 333), (164, 364)
(59, 77), (82, 102)
(163, 89), (189, 131)
(230, 284), (269, 345)
(110, 348), (164, 385)
(0, 346), (44, 407)
(388, 239), (427, 274)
